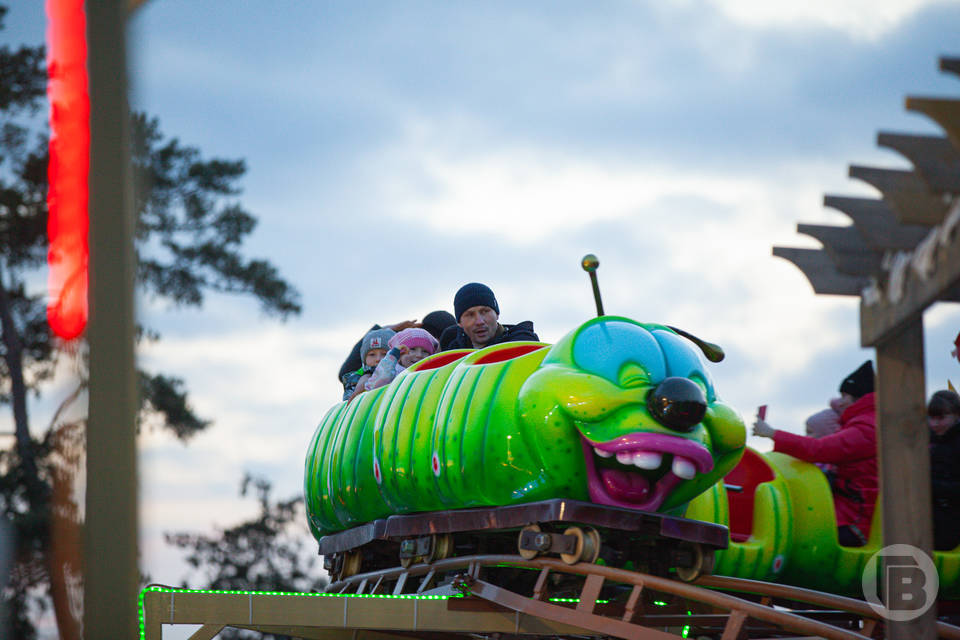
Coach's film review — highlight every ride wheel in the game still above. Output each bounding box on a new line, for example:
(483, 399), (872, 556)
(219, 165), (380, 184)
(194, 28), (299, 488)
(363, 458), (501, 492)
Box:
(340, 550), (362, 580)
(517, 523), (542, 560)
(426, 533), (454, 563)
(675, 542), (715, 582)
(559, 526), (600, 565)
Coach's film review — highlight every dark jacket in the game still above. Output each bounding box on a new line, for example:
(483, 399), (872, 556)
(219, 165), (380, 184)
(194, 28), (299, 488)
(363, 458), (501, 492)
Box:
(931, 419), (960, 550)
(773, 392), (878, 539)
(441, 320), (539, 351)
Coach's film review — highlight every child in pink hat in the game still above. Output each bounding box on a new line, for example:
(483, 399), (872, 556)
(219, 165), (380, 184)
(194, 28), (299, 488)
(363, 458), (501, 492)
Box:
(365, 328), (440, 391)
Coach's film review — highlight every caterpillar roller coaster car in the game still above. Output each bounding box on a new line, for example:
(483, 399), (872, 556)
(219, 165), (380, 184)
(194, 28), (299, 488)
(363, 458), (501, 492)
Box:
(686, 446), (960, 598)
(304, 314), (748, 582)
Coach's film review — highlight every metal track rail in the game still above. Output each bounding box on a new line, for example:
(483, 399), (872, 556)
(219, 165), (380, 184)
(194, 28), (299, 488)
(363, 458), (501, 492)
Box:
(696, 575), (960, 640)
(140, 555), (960, 638)
(328, 553), (960, 640)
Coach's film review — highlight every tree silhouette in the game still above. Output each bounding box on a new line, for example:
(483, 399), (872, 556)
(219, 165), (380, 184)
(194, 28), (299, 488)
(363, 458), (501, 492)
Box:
(0, 6), (302, 636)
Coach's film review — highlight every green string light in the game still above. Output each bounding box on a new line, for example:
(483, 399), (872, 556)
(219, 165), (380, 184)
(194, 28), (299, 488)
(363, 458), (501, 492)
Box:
(547, 597), (610, 604)
(682, 608), (692, 638)
(137, 585), (461, 639)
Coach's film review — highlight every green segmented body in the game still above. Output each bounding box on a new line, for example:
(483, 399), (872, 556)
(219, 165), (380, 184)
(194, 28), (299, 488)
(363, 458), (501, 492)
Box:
(305, 316), (747, 538)
(687, 447), (960, 597)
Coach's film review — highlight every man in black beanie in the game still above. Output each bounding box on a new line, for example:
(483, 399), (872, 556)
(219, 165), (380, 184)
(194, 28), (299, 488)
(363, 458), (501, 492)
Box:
(441, 282), (539, 350)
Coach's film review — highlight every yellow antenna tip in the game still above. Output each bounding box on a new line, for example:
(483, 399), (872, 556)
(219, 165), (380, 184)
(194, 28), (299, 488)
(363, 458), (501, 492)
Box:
(581, 254), (599, 272)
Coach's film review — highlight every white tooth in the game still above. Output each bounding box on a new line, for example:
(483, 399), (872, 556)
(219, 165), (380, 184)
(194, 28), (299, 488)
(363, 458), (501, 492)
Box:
(594, 447), (614, 458)
(616, 451), (633, 465)
(632, 451), (662, 469)
(672, 457), (697, 479)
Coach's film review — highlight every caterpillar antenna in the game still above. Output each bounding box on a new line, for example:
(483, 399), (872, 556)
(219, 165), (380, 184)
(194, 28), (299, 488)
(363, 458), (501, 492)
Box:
(667, 325), (725, 363)
(581, 254), (604, 317)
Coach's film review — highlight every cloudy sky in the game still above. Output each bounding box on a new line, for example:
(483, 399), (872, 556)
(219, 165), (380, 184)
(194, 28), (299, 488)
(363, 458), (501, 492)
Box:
(6, 0), (960, 625)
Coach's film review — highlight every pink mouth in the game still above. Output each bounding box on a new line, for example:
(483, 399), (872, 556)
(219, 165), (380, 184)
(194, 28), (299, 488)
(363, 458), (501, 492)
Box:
(581, 432), (714, 511)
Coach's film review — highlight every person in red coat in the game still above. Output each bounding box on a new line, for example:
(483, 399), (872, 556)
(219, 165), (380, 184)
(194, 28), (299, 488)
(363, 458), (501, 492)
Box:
(752, 361), (878, 547)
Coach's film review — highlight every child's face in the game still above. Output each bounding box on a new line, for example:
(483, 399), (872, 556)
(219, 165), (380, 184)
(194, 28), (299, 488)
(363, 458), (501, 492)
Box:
(834, 393), (856, 414)
(399, 346), (430, 368)
(365, 348), (387, 368)
(929, 412), (958, 436)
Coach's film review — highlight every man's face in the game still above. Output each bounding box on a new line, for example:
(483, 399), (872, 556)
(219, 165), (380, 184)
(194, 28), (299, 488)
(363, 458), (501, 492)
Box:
(459, 305), (499, 348)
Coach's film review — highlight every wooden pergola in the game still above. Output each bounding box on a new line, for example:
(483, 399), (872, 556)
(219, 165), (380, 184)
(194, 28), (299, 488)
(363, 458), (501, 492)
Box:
(774, 56), (960, 640)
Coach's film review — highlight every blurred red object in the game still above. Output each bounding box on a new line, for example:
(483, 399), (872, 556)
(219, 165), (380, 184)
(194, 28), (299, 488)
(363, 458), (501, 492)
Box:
(45, 0), (89, 340)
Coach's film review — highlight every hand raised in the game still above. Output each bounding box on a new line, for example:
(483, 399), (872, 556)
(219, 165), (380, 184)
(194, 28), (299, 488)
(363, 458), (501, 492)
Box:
(388, 319), (421, 331)
(751, 419), (775, 439)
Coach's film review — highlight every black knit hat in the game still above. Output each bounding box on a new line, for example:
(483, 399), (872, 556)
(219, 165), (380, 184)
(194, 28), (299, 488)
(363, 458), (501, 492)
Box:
(421, 310), (456, 340)
(839, 360), (874, 399)
(454, 283), (499, 321)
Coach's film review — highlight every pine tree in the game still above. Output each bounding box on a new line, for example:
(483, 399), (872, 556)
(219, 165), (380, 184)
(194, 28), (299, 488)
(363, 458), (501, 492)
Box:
(0, 6), (302, 636)
(165, 475), (326, 639)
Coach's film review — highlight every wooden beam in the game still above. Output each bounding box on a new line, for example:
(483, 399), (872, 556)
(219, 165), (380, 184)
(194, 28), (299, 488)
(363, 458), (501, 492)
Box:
(873, 319), (938, 640)
(771, 247), (865, 296)
(939, 56), (960, 80)
(822, 196), (929, 250)
(906, 97), (960, 151)
(797, 223), (870, 253)
(83, 1), (139, 638)
(187, 625), (225, 640)
(876, 132), (960, 193)
(139, 590), (591, 637)
(848, 165), (949, 226)
(860, 203), (960, 346)
(796, 223), (882, 276)
(232, 627), (418, 639)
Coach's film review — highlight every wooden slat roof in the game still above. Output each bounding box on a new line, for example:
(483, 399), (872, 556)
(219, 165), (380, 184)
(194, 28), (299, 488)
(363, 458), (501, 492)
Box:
(774, 55), (960, 345)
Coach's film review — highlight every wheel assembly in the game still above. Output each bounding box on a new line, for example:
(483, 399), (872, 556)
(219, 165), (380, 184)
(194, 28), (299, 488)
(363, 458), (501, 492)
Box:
(340, 550), (362, 579)
(517, 523), (543, 560)
(426, 533), (454, 562)
(559, 526), (600, 565)
(675, 542), (715, 582)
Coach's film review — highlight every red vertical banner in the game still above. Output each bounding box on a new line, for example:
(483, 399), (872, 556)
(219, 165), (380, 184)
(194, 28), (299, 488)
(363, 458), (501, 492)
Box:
(46, 0), (90, 340)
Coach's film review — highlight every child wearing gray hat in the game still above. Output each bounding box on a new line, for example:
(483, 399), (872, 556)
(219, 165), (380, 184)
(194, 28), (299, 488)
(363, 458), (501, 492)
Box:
(341, 328), (395, 401)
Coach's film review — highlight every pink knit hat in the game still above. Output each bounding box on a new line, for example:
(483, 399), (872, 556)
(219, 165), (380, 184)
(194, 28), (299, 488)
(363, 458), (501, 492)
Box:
(805, 408), (841, 438)
(389, 327), (439, 355)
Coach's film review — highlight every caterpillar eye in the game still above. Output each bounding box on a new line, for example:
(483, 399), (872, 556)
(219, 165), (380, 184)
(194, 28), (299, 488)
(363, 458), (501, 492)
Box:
(647, 377), (707, 432)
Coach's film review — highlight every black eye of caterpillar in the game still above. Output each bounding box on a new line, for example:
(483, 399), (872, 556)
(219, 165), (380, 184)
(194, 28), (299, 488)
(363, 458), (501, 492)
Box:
(646, 377), (706, 432)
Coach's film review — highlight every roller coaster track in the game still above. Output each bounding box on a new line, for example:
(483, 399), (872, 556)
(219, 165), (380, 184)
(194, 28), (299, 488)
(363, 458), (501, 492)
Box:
(141, 554), (960, 639)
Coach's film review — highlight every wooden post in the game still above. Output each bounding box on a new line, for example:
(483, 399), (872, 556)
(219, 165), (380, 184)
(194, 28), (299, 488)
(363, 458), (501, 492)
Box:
(874, 318), (936, 640)
(83, 0), (138, 637)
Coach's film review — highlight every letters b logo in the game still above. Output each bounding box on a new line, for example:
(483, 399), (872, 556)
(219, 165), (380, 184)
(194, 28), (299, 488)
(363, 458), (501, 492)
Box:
(863, 545), (939, 621)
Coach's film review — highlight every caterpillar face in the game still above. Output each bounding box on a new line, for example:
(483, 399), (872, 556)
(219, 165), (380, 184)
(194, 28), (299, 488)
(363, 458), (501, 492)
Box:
(518, 317), (745, 513)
